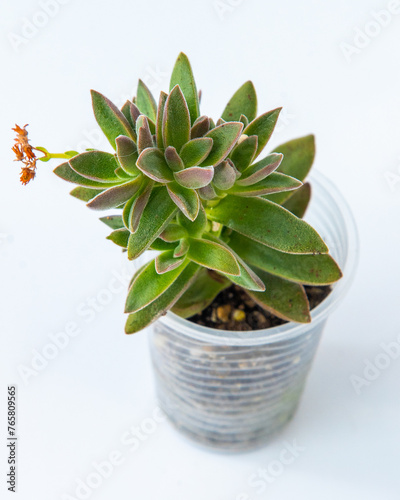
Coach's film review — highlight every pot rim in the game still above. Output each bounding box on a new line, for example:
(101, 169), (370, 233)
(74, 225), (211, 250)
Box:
(158, 170), (359, 346)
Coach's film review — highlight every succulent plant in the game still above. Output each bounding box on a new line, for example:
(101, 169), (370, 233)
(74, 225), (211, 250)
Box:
(13, 52), (342, 333)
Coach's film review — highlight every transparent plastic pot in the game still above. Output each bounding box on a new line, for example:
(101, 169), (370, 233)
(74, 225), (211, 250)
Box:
(149, 171), (358, 451)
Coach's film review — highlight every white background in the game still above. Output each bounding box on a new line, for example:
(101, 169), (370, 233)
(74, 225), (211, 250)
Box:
(1, 0), (400, 498)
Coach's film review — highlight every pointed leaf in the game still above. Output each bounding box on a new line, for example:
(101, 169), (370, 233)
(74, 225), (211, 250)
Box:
(155, 250), (185, 274)
(170, 52), (200, 125)
(187, 238), (240, 276)
(125, 262), (200, 334)
(191, 115), (210, 139)
(165, 146), (184, 172)
(125, 258), (188, 313)
(128, 180), (153, 233)
(156, 91), (167, 148)
(167, 182), (199, 221)
(91, 90), (135, 148)
(116, 135), (140, 176)
(136, 148), (174, 183)
(179, 137), (213, 167)
(172, 268), (230, 318)
(221, 81), (257, 122)
(136, 116), (154, 153)
(70, 186), (103, 202)
(121, 100), (135, 128)
(54, 162), (122, 189)
(163, 85), (191, 151)
(106, 228), (130, 248)
(174, 166), (214, 189)
(136, 79), (157, 122)
(69, 152), (120, 182)
(86, 178), (142, 210)
(127, 187), (177, 259)
(237, 153), (283, 186)
(204, 234), (265, 291)
(201, 122), (243, 166)
(267, 135), (316, 204)
(207, 195), (328, 254)
(282, 182), (311, 218)
(244, 108), (281, 158)
(229, 172), (302, 197)
(229, 135), (258, 172)
(247, 268), (311, 323)
(100, 215), (124, 230)
(229, 231), (342, 285)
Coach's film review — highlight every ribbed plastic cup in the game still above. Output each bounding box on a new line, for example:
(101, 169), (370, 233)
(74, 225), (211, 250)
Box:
(149, 171), (358, 451)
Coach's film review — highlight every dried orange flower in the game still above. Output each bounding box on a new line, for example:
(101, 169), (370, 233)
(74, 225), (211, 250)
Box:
(12, 124), (39, 185)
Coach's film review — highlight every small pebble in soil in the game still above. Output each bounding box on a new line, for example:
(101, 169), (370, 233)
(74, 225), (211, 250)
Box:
(188, 284), (332, 331)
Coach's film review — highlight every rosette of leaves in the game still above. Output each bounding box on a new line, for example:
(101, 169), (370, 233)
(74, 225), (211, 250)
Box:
(53, 52), (342, 334)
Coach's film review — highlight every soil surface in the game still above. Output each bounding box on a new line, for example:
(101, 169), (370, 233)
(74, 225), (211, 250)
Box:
(188, 284), (332, 331)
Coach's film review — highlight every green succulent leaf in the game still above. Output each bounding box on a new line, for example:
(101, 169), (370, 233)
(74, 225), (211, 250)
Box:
(136, 79), (157, 122)
(127, 187), (177, 259)
(116, 135), (140, 176)
(221, 81), (257, 122)
(164, 146), (184, 172)
(173, 237), (190, 257)
(207, 195), (328, 254)
(163, 85), (191, 151)
(204, 234), (265, 291)
(121, 100), (135, 129)
(156, 91), (168, 149)
(86, 178), (142, 210)
(191, 116), (210, 139)
(213, 160), (237, 190)
(69, 152), (120, 182)
(228, 172), (302, 197)
(229, 135), (258, 172)
(282, 182), (311, 218)
(173, 166), (214, 189)
(160, 223), (188, 242)
(150, 239), (177, 251)
(54, 162), (123, 189)
(187, 238), (240, 276)
(106, 228), (130, 248)
(125, 258), (188, 313)
(179, 138), (213, 167)
(100, 215), (124, 230)
(136, 116), (154, 153)
(125, 262), (200, 334)
(267, 135), (316, 204)
(114, 166), (132, 180)
(229, 232), (342, 285)
(127, 180), (154, 233)
(201, 122), (243, 166)
(91, 90), (135, 148)
(170, 52), (200, 125)
(136, 148), (174, 183)
(155, 250), (186, 274)
(70, 186), (103, 202)
(172, 268), (231, 318)
(247, 268), (311, 323)
(237, 153), (283, 186)
(167, 182), (200, 221)
(239, 114), (249, 128)
(177, 204), (207, 238)
(244, 108), (281, 158)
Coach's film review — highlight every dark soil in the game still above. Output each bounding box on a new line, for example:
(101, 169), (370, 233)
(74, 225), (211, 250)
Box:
(188, 284), (332, 331)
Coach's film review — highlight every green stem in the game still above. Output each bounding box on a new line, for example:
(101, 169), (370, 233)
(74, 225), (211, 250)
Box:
(35, 147), (78, 162)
